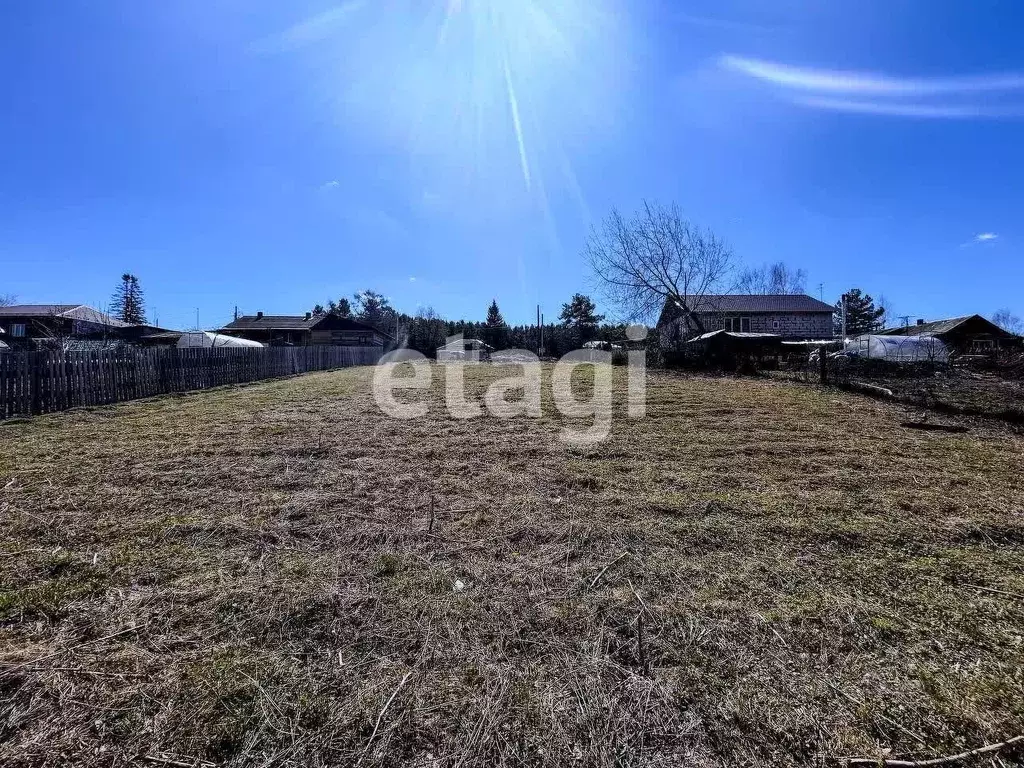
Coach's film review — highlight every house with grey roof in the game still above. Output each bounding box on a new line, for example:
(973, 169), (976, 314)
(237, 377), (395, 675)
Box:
(877, 314), (1019, 354)
(0, 304), (131, 348)
(218, 312), (393, 347)
(657, 294), (835, 345)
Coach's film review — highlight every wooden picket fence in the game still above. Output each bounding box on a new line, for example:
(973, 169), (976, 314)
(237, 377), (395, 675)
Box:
(0, 346), (383, 419)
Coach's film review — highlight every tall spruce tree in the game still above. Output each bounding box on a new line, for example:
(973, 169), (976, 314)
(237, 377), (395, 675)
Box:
(835, 288), (885, 337)
(484, 300), (508, 349)
(111, 273), (146, 325)
(485, 300), (505, 327)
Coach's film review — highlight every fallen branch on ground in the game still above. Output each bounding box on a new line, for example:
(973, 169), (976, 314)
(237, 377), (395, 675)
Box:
(589, 552), (629, 589)
(358, 671), (413, 764)
(849, 381), (895, 398)
(847, 735), (1024, 767)
(899, 422), (969, 433)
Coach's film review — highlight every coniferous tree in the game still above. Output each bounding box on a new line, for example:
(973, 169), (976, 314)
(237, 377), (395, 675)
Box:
(485, 300), (505, 327)
(483, 300), (508, 349)
(559, 293), (605, 345)
(835, 288), (885, 337)
(354, 290), (395, 332)
(111, 273), (146, 325)
(327, 297), (353, 318)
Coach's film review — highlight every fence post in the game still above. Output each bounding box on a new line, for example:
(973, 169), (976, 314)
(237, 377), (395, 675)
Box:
(30, 351), (42, 415)
(819, 346), (828, 385)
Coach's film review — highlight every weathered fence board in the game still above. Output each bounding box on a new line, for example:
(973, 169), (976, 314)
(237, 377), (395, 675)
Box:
(0, 346), (382, 419)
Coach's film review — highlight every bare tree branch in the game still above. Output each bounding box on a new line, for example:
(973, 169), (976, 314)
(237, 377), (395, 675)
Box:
(585, 202), (734, 332)
(735, 261), (807, 295)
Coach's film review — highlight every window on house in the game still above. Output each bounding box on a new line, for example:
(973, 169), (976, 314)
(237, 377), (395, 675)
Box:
(772, 320), (780, 330)
(10, 323), (25, 338)
(724, 318), (735, 332)
(741, 317), (751, 333)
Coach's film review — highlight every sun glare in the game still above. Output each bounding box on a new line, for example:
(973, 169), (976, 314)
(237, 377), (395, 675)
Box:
(294, 0), (629, 198)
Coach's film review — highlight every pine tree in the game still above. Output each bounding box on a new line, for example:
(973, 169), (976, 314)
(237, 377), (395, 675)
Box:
(835, 288), (884, 337)
(326, 297), (352, 317)
(354, 290), (394, 331)
(483, 300), (508, 349)
(485, 300), (505, 327)
(559, 293), (605, 346)
(560, 294), (604, 332)
(111, 273), (146, 325)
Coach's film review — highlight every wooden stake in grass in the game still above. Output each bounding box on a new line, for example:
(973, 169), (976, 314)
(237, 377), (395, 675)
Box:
(428, 494), (436, 533)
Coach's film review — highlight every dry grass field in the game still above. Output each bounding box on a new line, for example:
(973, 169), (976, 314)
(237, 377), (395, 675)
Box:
(1, 363), (1023, 767)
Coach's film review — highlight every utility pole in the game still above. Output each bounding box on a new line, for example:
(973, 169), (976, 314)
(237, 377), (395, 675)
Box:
(818, 283), (824, 302)
(234, 305), (239, 322)
(898, 314), (912, 330)
(195, 308), (200, 331)
(536, 305), (541, 356)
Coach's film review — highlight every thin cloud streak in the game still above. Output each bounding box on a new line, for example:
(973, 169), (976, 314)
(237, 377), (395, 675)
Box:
(720, 55), (1024, 95)
(795, 97), (1021, 119)
(252, 1), (366, 53)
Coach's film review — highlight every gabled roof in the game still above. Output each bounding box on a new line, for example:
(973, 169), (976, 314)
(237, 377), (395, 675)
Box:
(0, 304), (130, 327)
(219, 314), (394, 338)
(658, 294), (834, 326)
(221, 314), (316, 331)
(878, 314), (1014, 339)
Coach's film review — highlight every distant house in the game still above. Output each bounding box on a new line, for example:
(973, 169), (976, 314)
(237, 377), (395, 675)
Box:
(218, 312), (392, 347)
(437, 338), (492, 362)
(877, 315), (1018, 355)
(0, 304), (130, 348)
(658, 294), (835, 345)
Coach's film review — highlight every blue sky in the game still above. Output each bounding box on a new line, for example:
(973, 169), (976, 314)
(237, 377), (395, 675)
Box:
(1, 0), (1022, 330)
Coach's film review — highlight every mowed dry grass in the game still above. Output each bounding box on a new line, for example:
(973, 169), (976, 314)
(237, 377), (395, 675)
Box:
(0, 363), (1023, 767)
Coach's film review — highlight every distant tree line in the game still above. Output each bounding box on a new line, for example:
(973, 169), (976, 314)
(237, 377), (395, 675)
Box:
(309, 290), (626, 358)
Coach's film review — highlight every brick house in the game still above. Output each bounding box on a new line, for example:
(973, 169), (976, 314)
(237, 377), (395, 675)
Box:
(658, 294), (835, 345)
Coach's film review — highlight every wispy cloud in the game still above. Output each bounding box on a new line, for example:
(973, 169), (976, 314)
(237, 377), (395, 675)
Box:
(320, 180), (340, 191)
(252, 1), (365, 53)
(961, 232), (1000, 248)
(794, 98), (1017, 119)
(720, 55), (1024, 119)
(720, 55), (1024, 96)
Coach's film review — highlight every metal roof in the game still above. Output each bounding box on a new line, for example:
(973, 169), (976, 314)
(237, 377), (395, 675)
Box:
(220, 314), (393, 338)
(877, 314), (1013, 338)
(0, 304), (130, 327)
(221, 315), (317, 331)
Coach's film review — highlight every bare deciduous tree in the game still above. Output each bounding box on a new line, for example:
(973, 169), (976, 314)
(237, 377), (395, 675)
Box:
(0, 294), (16, 307)
(992, 308), (1023, 335)
(876, 294), (896, 330)
(735, 261), (807, 295)
(585, 202), (734, 332)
